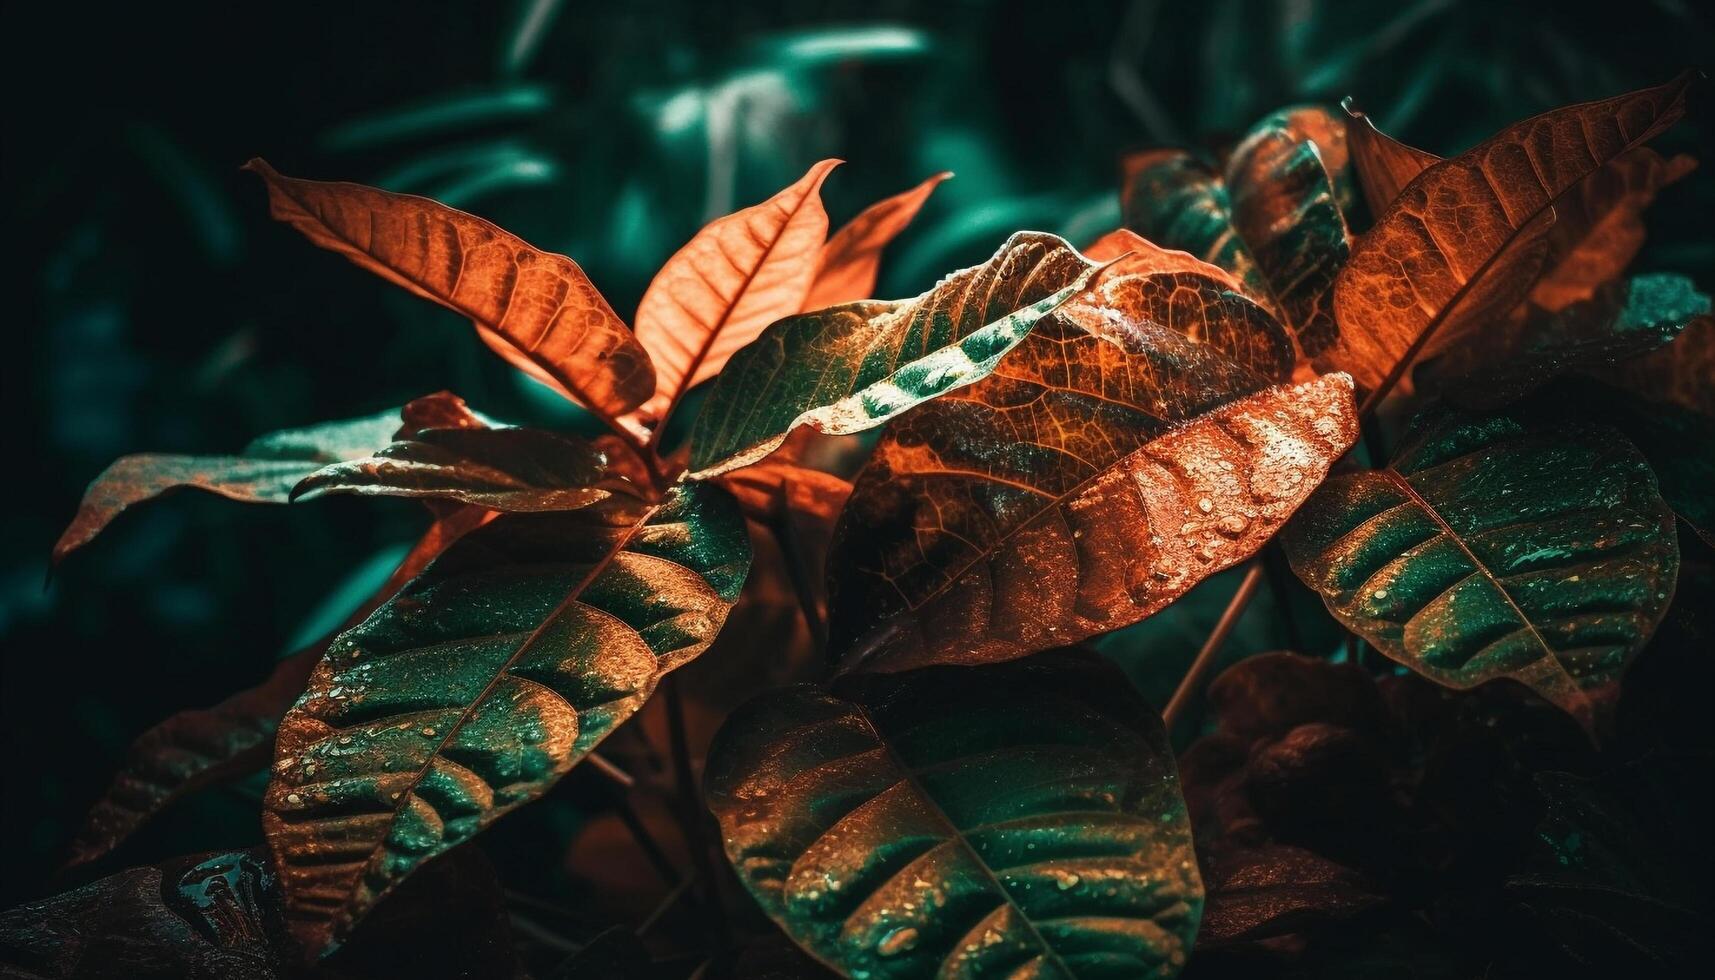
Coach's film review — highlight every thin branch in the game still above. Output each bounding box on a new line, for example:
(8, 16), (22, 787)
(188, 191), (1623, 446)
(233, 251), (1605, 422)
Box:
(1163, 562), (1264, 732)
(635, 875), (696, 937)
(663, 674), (729, 944)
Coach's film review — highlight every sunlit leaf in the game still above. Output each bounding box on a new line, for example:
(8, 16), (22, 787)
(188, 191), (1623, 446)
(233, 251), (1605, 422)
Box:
(1283, 409), (1679, 733)
(830, 374), (1355, 673)
(705, 649), (1203, 979)
(802, 171), (950, 310)
(264, 481), (749, 957)
(1341, 97), (1440, 218)
(1324, 74), (1693, 396)
(686, 232), (1107, 479)
(629, 160), (841, 427)
(246, 160), (655, 423)
(53, 408), (403, 564)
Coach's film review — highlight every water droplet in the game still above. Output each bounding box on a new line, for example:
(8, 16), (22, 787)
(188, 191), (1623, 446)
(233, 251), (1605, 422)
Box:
(1053, 869), (1081, 890)
(1372, 588), (1388, 600)
(286, 793), (302, 805)
(1197, 497), (1213, 514)
(1216, 515), (1249, 537)
(877, 927), (919, 957)
(421, 727), (437, 737)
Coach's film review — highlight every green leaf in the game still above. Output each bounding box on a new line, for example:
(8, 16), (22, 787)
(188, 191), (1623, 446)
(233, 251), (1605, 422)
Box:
(686, 232), (1103, 479)
(292, 427), (615, 512)
(705, 649), (1203, 979)
(264, 481), (750, 958)
(1283, 409), (1679, 733)
(53, 408), (404, 564)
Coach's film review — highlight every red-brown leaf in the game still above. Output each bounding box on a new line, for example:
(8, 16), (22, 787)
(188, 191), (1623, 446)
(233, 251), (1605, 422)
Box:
(801, 171), (949, 310)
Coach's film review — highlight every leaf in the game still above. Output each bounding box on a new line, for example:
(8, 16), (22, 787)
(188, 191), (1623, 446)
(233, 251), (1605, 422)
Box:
(245, 160), (654, 421)
(1282, 409), (1680, 733)
(1323, 74), (1694, 395)
(66, 508), (489, 868)
(704, 649), (1204, 979)
(630, 159), (841, 426)
(722, 462), (854, 621)
(1341, 98), (1440, 219)
(292, 427), (613, 512)
(803, 172), (950, 310)
(1082, 228), (1248, 288)
(263, 481), (749, 958)
(53, 407), (403, 564)
(1591, 293), (1715, 417)
(1196, 844), (1384, 948)
(1420, 273), (1709, 409)
(828, 371), (1354, 674)
(685, 232), (1109, 479)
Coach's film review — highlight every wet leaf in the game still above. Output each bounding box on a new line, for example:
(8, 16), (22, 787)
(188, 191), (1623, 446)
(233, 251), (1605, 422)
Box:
(1197, 844), (1384, 948)
(630, 160), (841, 427)
(1324, 74), (1693, 396)
(53, 408), (403, 564)
(686, 232), (1105, 479)
(1204, 652), (1391, 747)
(1341, 98), (1440, 219)
(1283, 409), (1679, 733)
(246, 160), (654, 422)
(829, 374), (1355, 673)
(803, 172), (950, 310)
(705, 649), (1203, 979)
(1592, 310), (1715, 417)
(263, 481), (750, 958)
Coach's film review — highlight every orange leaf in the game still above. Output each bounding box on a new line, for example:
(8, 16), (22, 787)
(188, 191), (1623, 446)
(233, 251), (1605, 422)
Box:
(244, 160), (654, 424)
(1530, 149), (1697, 311)
(630, 159), (842, 428)
(1083, 228), (1249, 292)
(801, 171), (949, 310)
(1341, 98), (1440, 217)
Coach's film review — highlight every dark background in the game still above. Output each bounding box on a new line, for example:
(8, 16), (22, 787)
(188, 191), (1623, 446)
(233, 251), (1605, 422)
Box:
(3, 0), (1710, 907)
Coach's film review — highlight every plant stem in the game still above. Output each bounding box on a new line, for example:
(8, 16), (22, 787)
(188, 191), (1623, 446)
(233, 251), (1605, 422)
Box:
(611, 793), (681, 887)
(771, 512), (829, 657)
(663, 674), (728, 945)
(1163, 562), (1264, 732)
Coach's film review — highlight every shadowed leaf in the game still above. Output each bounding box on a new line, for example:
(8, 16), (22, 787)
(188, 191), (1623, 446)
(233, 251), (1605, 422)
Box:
(1283, 409), (1679, 734)
(687, 232), (1106, 479)
(264, 482), (749, 958)
(1591, 297), (1715, 418)
(1530, 149), (1697, 311)
(803, 172), (950, 310)
(1196, 844), (1383, 947)
(705, 649), (1203, 979)
(245, 159), (654, 422)
(1341, 98), (1440, 218)
(722, 462), (853, 621)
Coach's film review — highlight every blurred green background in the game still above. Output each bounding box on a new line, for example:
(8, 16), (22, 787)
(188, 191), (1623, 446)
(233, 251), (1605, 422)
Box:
(3, 0), (1710, 905)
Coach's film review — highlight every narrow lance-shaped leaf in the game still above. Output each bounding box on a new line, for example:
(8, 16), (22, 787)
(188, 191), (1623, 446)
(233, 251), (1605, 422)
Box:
(1340, 97), (1439, 218)
(705, 649), (1204, 979)
(53, 408), (404, 564)
(1323, 73), (1693, 396)
(801, 171), (950, 311)
(264, 482), (750, 958)
(1282, 409), (1679, 734)
(246, 160), (655, 422)
(629, 160), (841, 427)
(686, 232), (1109, 479)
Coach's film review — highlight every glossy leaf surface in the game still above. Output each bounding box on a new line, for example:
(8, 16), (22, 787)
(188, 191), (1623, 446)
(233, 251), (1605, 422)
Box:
(54, 408), (403, 564)
(247, 160), (654, 420)
(1325, 74), (1693, 394)
(264, 482), (750, 957)
(1283, 410), (1678, 732)
(705, 650), (1203, 979)
(687, 232), (1103, 479)
(804, 171), (950, 310)
(830, 374), (1356, 673)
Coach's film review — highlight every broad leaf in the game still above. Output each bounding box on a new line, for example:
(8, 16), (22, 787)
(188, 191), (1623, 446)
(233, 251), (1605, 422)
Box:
(1323, 74), (1693, 395)
(686, 232), (1108, 479)
(292, 427), (613, 512)
(1123, 106), (1354, 356)
(803, 171), (950, 310)
(705, 649), (1204, 979)
(1283, 409), (1679, 733)
(1592, 293), (1715, 417)
(1340, 98), (1439, 218)
(630, 160), (841, 426)
(54, 408), (403, 564)
(264, 481), (750, 957)
(246, 160), (654, 422)
(829, 374), (1355, 673)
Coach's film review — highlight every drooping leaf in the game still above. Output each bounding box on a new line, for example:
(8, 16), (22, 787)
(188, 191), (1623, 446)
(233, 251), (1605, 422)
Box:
(53, 408), (403, 564)
(722, 462), (853, 621)
(66, 508), (490, 867)
(686, 232), (1107, 479)
(1323, 74), (1693, 396)
(629, 159), (841, 427)
(1592, 298), (1715, 417)
(399, 390), (496, 433)
(1420, 273), (1709, 409)
(292, 427), (613, 512)
(245, 160), (654, 422)
(1283, 409), (1679, 733)
(830, 374), (1355, 673)
(704, 649), (1204, 979)
(263, 481), (749, 958)
(803, 171), (950, 310)
(1340, 98), (1440, 218)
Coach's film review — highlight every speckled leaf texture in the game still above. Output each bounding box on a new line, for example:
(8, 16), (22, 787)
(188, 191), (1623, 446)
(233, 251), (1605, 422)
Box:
(1341, 99), (1440, 219)
(263, 481), (750, 957)
(687, 232), (1103, 479)
(1122, 106), (1353, 357)
(1283, 411), (1679, 734)
(830, 373), (1357, 674)
(1323, 74), (1693, 393)
(246, 160), (654, 422)
(705, 649), (1203, 980)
